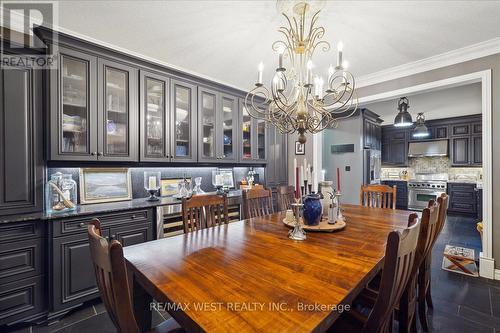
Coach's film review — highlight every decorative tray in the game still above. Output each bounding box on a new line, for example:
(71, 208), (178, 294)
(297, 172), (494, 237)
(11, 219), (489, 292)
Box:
(282, 217), (346, 232)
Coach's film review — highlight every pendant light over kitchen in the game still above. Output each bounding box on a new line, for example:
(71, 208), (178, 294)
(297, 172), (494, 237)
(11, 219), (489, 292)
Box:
(412, 112), (430, 138)
(393, 97), (413, 127)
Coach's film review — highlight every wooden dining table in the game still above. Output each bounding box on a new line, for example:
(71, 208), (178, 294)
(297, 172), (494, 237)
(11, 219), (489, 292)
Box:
(123, 204), (412, 333)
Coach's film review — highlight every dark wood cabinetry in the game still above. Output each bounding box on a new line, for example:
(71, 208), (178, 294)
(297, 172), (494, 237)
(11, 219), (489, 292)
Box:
(266, 126), (288, 187)
(50, 209), (153, 315)
(0, 221), (46, 325)
(363, 119), (382, 150)
(382, 180), (408, 210)
(381, 128), (408, 166)
(0, 59), (43, 216)
(450, 120), (482, 166)
(447, 183), (478, 216)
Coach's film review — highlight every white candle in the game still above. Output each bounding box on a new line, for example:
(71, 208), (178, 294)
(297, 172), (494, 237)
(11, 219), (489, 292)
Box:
(148, 176), (157, 190)
(300, 166), (304, 185)
(311, 171), (316, 192)
(337, 42), (343, 68)
(321, 169), (326, 181)
(307, 164), (311, 182)
(257, 62), (264, 84)
(278, 46), (284, 69)
(306, 60), (313, 85)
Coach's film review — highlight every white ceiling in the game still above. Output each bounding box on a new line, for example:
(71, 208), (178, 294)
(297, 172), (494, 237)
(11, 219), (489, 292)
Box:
(364, 82), (482, 124)
(54, 1), (500, 91)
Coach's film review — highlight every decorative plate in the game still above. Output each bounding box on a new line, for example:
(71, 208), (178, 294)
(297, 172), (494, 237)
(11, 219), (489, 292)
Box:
(282, 217), (346, 232)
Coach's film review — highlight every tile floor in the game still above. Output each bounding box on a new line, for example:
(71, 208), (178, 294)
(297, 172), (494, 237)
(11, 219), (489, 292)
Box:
(4, 214), (499, 333)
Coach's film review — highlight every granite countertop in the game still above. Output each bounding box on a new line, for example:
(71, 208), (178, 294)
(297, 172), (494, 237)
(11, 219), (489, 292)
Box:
(0, 190), (243, 224)
(380, 178), (408, 182)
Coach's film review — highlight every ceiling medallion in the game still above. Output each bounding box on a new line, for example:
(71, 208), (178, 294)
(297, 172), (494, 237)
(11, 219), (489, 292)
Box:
(244, 0), (358, 144)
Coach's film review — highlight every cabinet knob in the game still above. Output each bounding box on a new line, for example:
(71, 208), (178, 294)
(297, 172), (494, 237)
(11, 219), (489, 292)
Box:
(131, 214), (136, 219)
(90, 152), (96, 156)
(98, 152), (103, 156)
(78, 222), (85, 228)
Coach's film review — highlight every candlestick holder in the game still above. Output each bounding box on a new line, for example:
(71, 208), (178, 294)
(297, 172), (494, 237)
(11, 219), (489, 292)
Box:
(146, 189), (160, 201)
(289, 202), (306, 241)
(327, 191), (344, 224)
(144, 171), (161, 202)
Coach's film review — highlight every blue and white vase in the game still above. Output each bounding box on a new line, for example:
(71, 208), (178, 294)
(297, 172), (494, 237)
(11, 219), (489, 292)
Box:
(302, 193), (322, 226)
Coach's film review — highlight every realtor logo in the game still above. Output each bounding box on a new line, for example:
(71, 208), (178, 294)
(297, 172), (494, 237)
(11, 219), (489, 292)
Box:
(1, 1), (58, 68)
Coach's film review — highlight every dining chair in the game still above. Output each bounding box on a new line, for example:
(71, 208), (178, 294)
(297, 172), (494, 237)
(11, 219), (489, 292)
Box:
(360, 184), (397, 209)
(417, 193), (449, 331)
(87, 219), (184, 333)
(353, 200), (441, 333)
(181, 194), (229, 233)
(242, 187), (274, 219)
(327, 215), (421, 333)
(276, 185), (296, 212)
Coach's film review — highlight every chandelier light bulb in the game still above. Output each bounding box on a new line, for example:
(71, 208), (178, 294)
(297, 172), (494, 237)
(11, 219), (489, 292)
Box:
(337, 41), (344, 52)
(258, 62), (264, 71)
(343, 60), (349, 69)
(257, 62), (264, 85)
(337, 41), (344, 67)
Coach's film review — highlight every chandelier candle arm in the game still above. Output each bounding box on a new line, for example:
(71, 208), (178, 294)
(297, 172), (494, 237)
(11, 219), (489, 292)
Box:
(245, 0), (358, 143)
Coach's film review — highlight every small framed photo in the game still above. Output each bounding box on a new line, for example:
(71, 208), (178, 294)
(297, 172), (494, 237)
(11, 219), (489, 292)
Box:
(79, 168), (132, 204)
(295, 141), (305, 155)
(160, 178), (191, 197)
(218, 168), (235, 188)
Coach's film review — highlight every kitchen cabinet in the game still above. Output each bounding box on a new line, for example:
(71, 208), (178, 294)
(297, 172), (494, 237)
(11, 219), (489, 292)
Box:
(49, 47), (139, 161)
(266, 126), (288, 187)
(0, 57), (43, 215)
(170, 79), (198, 162)
(239, 99), (268, 163)
(363, 118), (382, 150)
(382, 180), (408, 210)
(0, 221), (46, 325)
(97, 58), (138, 161)
(50, 209), (153, 315)
(198, 88), (238, 163)
(450, 121), (482, 166)
(447, 183), (478, 216)
(381, 127), (407, 166)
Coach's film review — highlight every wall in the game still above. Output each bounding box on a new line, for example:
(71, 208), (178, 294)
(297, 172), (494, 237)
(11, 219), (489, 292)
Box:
(364, 82), (482, 124)
(48, 167), (265, 203)
(322, 116), (364, 204)
(356, 53), (500, 268)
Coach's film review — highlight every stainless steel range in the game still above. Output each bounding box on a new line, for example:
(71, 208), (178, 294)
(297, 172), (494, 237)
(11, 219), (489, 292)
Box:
(408, 173), (448, 211)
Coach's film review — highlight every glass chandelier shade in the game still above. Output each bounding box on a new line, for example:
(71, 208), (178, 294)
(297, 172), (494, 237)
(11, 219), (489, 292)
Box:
(245, 0), (358, 144)
(413, 112), (430, 138)
(394, 97), (413, 127)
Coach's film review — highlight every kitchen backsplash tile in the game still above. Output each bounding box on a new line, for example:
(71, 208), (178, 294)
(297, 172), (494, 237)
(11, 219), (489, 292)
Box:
(382, 157), (482, 180)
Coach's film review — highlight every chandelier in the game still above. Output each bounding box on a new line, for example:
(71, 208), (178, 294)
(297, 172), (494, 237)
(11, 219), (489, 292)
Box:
(244, 0), (358, 144)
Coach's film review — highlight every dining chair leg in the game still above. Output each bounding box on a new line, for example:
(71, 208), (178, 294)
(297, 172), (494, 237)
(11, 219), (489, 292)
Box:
(426, 282), (434, 309)
(398, 288), (410, 333)
(410, 314), (418, 333)
(418, 268), (430, 332)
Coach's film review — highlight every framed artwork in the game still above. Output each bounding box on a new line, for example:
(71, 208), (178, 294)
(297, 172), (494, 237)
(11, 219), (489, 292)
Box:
(79, 168), (132, 204)
(218, 168), (235, 188)
(295, 141), (305, 155)
(161, 178), (191, 197)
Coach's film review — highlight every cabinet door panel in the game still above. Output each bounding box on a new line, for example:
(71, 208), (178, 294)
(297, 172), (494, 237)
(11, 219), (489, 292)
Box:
(110, 224), (152, 247)
(52, 231), (108, 311)
(50, 47), (98, 161)
(0, 238), (44, 283)
(171, 80), (197, 162)
(98, 59), (138, 161)
(0, 60), (43, 214)
(0, 275), (45, 325)
(140, 71), (169, 161)
(255, 119), (267, 161)
(472, 135), (482, 165)
(452, 124), (470, 136)
(240, 100), (253, 162)
(219, 94), (238, 162)
(198, 88), (217, 161)
(391, 140), (406, 166)
(451, 136), (470, 165)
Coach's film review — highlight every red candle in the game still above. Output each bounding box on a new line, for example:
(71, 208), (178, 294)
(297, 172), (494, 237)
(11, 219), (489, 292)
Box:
(337, 167), (341, 192)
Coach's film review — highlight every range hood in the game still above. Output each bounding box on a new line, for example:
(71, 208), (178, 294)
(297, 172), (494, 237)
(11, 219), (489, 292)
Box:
(408, 140), (448, 157)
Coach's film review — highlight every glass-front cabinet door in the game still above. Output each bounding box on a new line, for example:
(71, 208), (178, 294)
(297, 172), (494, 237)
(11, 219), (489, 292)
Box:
(198, 87), (218, 162)
(98, 59), (138, 161)
(256, 118), (267, 161)
(218, 94), (238, 162)
(139, 71), (169, 161)
(171, 79), (197, 162)
(50, 47), (97, 160)
(240, 100), (253, 162)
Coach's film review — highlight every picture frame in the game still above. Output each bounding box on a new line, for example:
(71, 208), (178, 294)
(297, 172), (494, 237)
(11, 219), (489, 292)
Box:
(295, 141), (305, 155)
(79, 168), (132, 204)
(218, 168), (235, 188)
(161, 178), (191, 197)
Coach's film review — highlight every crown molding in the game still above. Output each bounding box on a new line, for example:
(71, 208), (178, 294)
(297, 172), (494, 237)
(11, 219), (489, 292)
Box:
(356, 37), (500, 88)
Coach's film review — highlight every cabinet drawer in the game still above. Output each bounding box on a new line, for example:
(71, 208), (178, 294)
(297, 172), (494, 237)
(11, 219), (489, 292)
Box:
(0, 238), (44, 283)
(449, 202), (476, 212)
(0, 220), (42, 242)
(0, 275), (45, 325)
(53, 209), (151, 237)
(448, 183), (476, 192)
